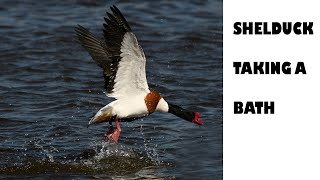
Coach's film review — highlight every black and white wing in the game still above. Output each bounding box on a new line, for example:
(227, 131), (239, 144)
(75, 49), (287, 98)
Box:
(75, 25), (112, 76)
(102, 5), (149, 99)
(76, 5), (149, 99)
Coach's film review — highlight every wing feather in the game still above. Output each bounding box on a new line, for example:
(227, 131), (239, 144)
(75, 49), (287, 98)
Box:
(75, 5), (149, 99)
(75, 25), (111, 75)
(102, 5), (149, 99)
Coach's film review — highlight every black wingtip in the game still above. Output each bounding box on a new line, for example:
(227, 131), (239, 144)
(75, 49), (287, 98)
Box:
(109, 5), (117, 16)
(107, 5), (132, 32)
(74, 24), (81, 32)
(111, 5), (117, 11)
(75, 24), (83, 29)
(74, 25), (88, 35)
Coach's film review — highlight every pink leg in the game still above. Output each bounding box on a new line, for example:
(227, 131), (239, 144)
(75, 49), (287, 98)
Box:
(104, 118), (121, 142)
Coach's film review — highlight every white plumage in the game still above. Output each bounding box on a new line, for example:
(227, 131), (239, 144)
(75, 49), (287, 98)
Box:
(108, 32), (149, 99)
(76, 5), (203, 142)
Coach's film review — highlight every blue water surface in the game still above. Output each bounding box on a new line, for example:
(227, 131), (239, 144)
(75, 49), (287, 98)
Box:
(0, 0), (222, 179)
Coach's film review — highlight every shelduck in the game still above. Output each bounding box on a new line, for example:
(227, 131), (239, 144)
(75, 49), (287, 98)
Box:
(75, 5), (203, 142)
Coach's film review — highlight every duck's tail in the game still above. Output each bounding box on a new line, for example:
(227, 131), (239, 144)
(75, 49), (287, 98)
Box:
(88, 105), (114, 126)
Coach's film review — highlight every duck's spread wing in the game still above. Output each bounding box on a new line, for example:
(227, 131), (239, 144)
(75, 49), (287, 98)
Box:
(103, 5), (149, 99)
(75, 25), (112, 75)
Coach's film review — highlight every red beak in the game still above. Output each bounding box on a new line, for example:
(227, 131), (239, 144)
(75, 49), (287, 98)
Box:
(192, 112), (204, 125)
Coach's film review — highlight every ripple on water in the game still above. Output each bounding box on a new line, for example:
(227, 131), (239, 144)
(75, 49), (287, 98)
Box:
(0, 141), (171, 178)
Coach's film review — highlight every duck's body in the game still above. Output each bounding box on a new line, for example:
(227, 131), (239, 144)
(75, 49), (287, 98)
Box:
(75, 5), (203, 142)
(90, 90), (168, 123)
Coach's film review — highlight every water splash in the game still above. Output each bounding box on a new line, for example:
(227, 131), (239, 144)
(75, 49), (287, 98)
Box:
(0, 138), (155, 176)
(139, 125), (161, 165)
(91, 140), (137, 160)
(25, 137), (59, 163)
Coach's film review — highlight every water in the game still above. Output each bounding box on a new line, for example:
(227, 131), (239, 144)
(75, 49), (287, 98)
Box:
(0, 0), (222, 179)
